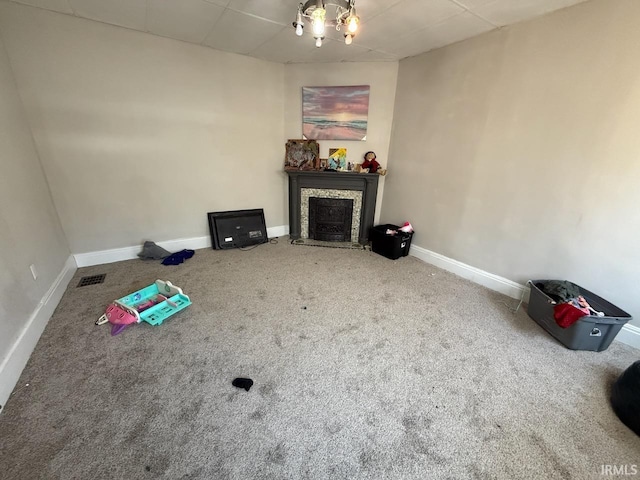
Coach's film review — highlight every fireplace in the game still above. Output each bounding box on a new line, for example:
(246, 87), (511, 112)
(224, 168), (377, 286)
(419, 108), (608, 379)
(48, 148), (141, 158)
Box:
(309, 197), (353, 242)
(286, 171), (379, 244)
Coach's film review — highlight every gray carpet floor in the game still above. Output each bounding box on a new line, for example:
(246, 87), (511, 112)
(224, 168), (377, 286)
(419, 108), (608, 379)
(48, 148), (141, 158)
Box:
(1, 241), (638, 479)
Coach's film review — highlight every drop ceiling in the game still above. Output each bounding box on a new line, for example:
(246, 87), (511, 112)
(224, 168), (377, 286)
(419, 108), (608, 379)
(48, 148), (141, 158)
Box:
(9, 0), (589, 63)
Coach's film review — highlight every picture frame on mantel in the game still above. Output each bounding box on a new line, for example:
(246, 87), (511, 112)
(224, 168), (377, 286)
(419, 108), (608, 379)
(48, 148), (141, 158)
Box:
(284, 139), (320, 171)
(328, 148), (347, 171)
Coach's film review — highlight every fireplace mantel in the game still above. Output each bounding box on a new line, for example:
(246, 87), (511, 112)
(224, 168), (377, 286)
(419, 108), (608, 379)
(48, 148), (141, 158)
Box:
(286, 171), (379, 244)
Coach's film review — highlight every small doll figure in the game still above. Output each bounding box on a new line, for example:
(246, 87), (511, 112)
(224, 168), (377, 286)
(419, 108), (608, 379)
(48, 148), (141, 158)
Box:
(361, 151), (380, 174)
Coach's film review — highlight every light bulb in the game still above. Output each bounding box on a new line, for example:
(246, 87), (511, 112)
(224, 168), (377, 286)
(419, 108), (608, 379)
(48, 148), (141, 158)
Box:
(296, 23), (303, 36)
(312, 18), (324, 36)
(316, 37), (322, 48)
(348, 16), (358, 33)
(311, 7), (326, 36)
(344, 34), (352, 45)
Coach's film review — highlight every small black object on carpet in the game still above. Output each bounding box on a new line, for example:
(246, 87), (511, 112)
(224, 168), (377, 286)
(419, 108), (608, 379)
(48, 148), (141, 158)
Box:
(232, 378), (254, 392)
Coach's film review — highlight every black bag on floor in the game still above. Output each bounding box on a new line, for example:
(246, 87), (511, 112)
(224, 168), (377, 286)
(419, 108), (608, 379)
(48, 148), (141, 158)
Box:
(611, 360), (640, 437)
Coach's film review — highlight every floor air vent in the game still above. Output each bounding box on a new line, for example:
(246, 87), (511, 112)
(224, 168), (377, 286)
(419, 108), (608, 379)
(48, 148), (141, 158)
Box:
(77, 274), (106, 287)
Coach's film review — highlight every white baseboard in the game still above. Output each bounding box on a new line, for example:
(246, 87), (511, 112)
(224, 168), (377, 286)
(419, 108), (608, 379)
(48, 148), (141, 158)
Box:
(73, 236), (210, 267)
(0, 255), (77, 410)
(616, 323), (640, 350)
(73, 225), (290, 268)
(409, 244), (529, 301)
(408, 244), (639, 350)
(267, 225), (289, 239)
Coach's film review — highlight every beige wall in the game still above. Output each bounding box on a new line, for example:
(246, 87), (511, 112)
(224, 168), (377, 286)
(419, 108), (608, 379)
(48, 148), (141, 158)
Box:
(382, 0), (640, 327)
(0, 3), (398, 252)
(284, 62), (399, 223)
(0, 34), (70, 362)
(0, 2), (285, 254)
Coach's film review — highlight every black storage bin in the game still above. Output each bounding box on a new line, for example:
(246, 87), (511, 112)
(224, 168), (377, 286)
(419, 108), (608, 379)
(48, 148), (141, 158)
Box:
(527, 280), (632, 352)
(370, 224), (413, 260)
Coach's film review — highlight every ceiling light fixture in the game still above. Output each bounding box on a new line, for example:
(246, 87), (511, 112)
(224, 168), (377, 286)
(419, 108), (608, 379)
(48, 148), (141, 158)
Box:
(292, 0), (360, 48)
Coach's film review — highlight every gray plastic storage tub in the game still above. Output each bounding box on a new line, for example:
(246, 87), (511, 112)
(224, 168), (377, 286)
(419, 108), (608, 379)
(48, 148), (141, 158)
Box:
(527, 280), (632, 352)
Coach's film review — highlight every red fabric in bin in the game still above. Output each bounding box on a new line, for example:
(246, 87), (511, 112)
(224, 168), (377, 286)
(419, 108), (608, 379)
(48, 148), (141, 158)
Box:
(554, 303), (587, 328)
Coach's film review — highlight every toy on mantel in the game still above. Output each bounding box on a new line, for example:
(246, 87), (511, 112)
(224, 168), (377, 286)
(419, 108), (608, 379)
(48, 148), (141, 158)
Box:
(356, 151), (387, 175)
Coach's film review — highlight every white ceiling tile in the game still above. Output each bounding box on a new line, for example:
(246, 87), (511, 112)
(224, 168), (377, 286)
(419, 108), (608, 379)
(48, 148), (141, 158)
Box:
(227, 0), (295, 26)
(300, 37), (370, 63)
(349, 48), (401, 62)
(147, 0), (225, 43)
(203, 9), (285, 55)
(202, 0), (231, 6)
(381, 11), (495, 58)
(371, 36), (438, 61)
(453, 0), (496, 9)
(328, 38), (373, 62)
(469, 0), (586, 27)
(10, 0), (73, 14)
(250, 27), (318, 63)
(362, 0), (464, 28)
(355, 0), (464, 50)
(422, 10), (495, 49)
(353, 0), (405, 20)
(67, 0), (147, 30)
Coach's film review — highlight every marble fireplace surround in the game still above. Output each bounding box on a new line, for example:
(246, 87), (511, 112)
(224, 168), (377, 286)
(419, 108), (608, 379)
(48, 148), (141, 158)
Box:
(286, 171), (380, 244)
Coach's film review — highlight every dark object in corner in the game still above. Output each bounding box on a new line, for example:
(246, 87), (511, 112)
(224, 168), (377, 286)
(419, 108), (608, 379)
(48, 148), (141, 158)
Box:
(370, 224), (413, 260)
(232, 378), (254, 392)
(138, 241), (171, 260)
(611, 361), (640, 437)
(208, 209), (268, 250)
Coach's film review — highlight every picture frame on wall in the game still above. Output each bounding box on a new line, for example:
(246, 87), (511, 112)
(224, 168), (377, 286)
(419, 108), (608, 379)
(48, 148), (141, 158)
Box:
(303, 86), (370, 141)
(284, 139), (320, 171)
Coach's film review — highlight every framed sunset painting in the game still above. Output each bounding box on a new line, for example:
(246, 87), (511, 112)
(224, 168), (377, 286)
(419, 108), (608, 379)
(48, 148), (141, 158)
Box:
(302, 86), (370, 141)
